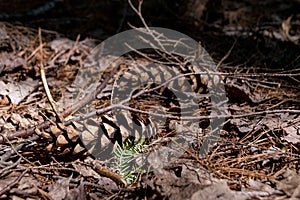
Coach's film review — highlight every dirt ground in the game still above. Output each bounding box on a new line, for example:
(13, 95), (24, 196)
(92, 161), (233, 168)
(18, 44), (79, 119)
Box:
(0, 0), (299, 199)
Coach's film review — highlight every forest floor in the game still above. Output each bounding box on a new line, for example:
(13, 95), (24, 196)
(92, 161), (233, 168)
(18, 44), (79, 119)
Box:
(0, 1), (299, 199)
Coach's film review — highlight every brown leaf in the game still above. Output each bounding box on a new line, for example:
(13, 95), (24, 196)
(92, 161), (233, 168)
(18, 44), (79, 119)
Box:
(191, 182), (248, 200)
(277, 169), (300, 198)
(48, 176), (72, 200)
(0, 78), (38, 105)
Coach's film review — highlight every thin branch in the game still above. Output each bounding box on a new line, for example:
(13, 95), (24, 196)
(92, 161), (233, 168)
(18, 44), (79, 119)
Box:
(67, 101), (300, 125)
(128, 0), (166, 51)
(216, 39), (236, 68)
(116, 105), (300, 120)
(0, 168), (29, 196)
(62, 66), (118, 118)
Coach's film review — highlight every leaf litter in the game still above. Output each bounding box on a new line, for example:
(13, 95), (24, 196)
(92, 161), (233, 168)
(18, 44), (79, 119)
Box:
(0, 9), (299, 200)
